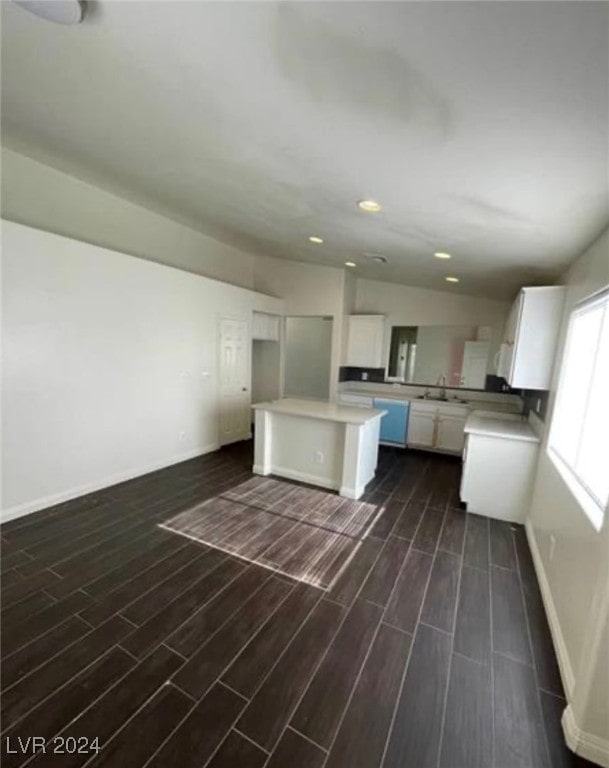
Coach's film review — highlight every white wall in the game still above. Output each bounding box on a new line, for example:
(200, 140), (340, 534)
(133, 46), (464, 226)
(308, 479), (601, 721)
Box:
(341, 269), (357, 362)
(0, 220), (280, 520)
(525, 228), (609, 763)
(253, 255), (347, 398)
(1, 147), (256, 289)
(284, 317), (333, 400)
(354, 278), (509, 376)
(252, 341), (281, 405)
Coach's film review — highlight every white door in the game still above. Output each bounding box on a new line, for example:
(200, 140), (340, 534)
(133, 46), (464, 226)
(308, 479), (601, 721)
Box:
(436, 416), (466, 453)
(407, 413), (435, 447)
(218, 317), (251, 445)
(461, 341), (490, 388)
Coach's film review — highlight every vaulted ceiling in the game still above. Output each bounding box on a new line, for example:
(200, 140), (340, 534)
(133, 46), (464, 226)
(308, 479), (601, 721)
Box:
(2, 1), (608, 298)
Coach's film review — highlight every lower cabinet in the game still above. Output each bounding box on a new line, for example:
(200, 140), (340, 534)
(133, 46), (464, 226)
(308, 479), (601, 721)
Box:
(408, 403), (467, 455)
(336, 394), (468, 456)
(407, 411), (436, 447)
(436, 415), (466, 453)
(460, 431), (539, 522)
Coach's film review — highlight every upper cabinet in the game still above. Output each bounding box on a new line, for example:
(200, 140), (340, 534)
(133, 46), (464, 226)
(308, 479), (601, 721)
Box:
(252, 312), (281, 342)
(345, 315), (385, 368)
(497, 286), (565, 390)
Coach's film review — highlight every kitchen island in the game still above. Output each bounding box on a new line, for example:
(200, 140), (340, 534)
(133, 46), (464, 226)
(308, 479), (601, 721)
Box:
(252, 398), (386, 499)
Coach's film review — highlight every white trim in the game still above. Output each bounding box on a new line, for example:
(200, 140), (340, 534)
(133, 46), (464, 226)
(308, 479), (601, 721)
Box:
(339, 483), (365, 499)
(524, 520), (575, 696)
(546, 289), (609, 529)
(220, 432), (252, 448)
(547, 448), (606, 532)
(264, 466), (339, 491)
(1, 443), (220, 523)
(562, 704), (609, 767)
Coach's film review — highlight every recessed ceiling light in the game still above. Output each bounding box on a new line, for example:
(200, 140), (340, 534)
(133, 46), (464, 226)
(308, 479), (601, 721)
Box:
(368, 254), (388, 264)
(434, 252), (452, 259)
(445, 276), (460, 283)
(357, 200), (382, 213)
(345, 261), (357, 268)
(308, 236), (324, 244)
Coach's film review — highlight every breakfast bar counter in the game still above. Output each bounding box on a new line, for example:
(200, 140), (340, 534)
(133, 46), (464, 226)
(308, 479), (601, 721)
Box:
(252, 398), (386, 499)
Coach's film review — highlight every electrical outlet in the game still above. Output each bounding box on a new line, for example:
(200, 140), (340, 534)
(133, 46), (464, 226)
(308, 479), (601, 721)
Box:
(314, 451), (324, 464)
(536, 398), (542, 412)
(549, 534), (556, 561)
(362, 372), (369, 381)
(179, 431), (186, 441)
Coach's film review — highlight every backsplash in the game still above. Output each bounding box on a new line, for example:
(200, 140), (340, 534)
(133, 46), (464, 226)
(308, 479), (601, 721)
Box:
(484, 374), (518, 393)
(339, 366), (386, 383)
(339, 367), (549, 418)
(521, 389), (550, 421)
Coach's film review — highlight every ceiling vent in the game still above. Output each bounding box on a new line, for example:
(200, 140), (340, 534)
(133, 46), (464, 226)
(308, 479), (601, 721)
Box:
(365, 254), (388, 264)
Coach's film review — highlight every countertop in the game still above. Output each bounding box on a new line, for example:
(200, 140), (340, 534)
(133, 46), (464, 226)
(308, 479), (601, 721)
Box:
(340, 387), (521, 414)
(464, 411), (540, 443)
(252, 398), (386, 425)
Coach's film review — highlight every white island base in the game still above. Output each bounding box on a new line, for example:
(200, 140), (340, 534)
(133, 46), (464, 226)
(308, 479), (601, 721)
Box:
(252, 399), (386, 500)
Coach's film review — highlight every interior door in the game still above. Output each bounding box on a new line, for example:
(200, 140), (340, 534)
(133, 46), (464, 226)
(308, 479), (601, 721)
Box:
(218, 317), (251, 445)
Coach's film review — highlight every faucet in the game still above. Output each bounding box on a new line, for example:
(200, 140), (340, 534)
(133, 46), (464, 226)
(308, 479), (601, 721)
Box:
(436, 375), (447, 400)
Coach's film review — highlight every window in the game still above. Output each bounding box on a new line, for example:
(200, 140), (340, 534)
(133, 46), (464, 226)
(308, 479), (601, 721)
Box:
(548, 288), (609, 529)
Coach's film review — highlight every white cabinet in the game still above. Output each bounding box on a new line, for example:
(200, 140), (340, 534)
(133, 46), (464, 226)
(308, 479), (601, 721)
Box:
(460, 413), (540, 522)
(252, 312), (281, 341)
(436, 414), (466, 453)
(408, 410), (436, 447)
(345, 315), (385, 368)
(498, 286), (565, 390)
(408, 402), (467, 454)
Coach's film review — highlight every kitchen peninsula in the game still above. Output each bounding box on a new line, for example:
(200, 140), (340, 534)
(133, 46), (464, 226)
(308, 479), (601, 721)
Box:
(252, 398), (386, 499)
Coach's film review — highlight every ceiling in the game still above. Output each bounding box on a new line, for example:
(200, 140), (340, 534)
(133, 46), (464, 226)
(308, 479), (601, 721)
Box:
(1, 1), (608, 299)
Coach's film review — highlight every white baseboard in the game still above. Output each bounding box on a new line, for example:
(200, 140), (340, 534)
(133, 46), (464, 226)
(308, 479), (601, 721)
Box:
(339, 484), (365, 500)
(267, 466), (339, 491)
(524, 519), (575, 696)
(563, 704), (609, 767)
(1, 443), (220, 523)
(220, 432), (252, 447)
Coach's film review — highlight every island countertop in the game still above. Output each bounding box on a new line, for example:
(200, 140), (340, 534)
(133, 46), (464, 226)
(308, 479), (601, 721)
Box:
(252, 398), (386, 425)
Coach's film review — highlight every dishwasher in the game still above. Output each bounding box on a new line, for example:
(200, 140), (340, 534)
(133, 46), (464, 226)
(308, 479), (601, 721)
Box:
(373, 398), (410, 447)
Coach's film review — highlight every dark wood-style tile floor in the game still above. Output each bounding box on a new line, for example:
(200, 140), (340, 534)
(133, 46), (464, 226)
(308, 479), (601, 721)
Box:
(0, 442), (594, 768)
